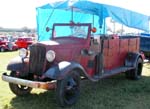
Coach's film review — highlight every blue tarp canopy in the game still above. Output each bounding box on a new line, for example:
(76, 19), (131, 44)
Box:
(36, 0), (149, 41)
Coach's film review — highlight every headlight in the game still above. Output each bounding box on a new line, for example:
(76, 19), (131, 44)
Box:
(19, 48), (28, 58)
(46, 50), (55, 62)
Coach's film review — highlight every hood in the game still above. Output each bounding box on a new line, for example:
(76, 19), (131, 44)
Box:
(39, 40), (59, 46)
(38, 38), (85, 46)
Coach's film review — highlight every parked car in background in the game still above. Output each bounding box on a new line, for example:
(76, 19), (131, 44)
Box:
(0, 36), (8, 44)
(0, 36), (8, 52)
(0, 36), (18, 52)
(15, 37), (34, 49)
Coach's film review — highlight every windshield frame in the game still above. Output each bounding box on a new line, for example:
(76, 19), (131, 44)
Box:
(52, 23), (91, 40)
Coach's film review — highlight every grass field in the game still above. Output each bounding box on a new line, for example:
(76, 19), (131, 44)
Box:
(0, 51), (150, 109)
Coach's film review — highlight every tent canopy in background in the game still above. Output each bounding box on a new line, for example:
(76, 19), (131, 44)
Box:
(36, 0), (149, 41)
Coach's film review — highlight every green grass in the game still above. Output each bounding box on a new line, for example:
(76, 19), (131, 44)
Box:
(0, 51), (150, 109)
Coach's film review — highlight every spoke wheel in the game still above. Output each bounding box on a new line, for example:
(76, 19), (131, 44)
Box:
(56, 70), (80, 107)
(9, 71), (32, 96)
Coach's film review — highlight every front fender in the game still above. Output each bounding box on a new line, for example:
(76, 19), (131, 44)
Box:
(43, 61), (86, 80)
(0, 44), (7, 49)
(125, 52), (143, 67)
(7, 57), (29, 73)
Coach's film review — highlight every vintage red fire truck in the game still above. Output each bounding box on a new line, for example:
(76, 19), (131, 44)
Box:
(2, 1), (147, 107)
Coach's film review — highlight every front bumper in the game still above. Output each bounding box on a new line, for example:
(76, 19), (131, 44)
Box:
(2, 73), (56, 90)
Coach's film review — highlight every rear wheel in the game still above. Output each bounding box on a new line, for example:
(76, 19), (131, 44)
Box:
(56, 70), (80, 107)
(9, 71), (32, 96)
(126, 58), (143, 80)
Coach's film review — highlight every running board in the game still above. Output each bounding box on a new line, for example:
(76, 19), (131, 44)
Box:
(93, 66), (134, 80)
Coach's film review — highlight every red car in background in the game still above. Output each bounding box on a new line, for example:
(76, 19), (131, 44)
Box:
(0, 36), (8, 44)
(0, 36), (18, 52)
(0, 36), (8, 52)
(15, 37), (34, 49)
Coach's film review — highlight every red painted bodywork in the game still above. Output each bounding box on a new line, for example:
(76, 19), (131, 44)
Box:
(15, 37), (33, 49)
(0, 36), (8, 45)
(0, 36), (18, 51)
(1, 43), (18, 51)
(40, 23), (140, 77)
(5, 23), (141, 80)
(51, 38), (139, 77)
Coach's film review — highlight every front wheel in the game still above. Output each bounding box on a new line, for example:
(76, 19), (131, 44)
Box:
(9, 71), (32, 96)
(125, 58), (143, 80)
(56, 70), (80, 107)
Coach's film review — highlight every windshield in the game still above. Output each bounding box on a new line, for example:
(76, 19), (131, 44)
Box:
(53, 24), (90, 39)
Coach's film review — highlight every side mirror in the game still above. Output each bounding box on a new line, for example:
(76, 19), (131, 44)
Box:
(46, 27), (50, 32)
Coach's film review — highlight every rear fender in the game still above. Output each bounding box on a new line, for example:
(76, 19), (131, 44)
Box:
(125, 52), (143, 67)
(7, 57), (29, 73)
(44, 61), (86, 80)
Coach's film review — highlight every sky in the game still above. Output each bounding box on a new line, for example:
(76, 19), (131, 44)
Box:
(0, 0), (149, 29)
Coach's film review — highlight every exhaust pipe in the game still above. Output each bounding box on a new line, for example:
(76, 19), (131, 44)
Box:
(2, 73), (56, 90)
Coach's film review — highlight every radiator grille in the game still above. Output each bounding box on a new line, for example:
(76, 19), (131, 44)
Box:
(29, 44), (46, 75)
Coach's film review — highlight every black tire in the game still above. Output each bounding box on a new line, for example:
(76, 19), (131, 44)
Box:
(56, 70), (80, 107)
(9, 71), (32, 96)
(126, 58), (143, 80)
